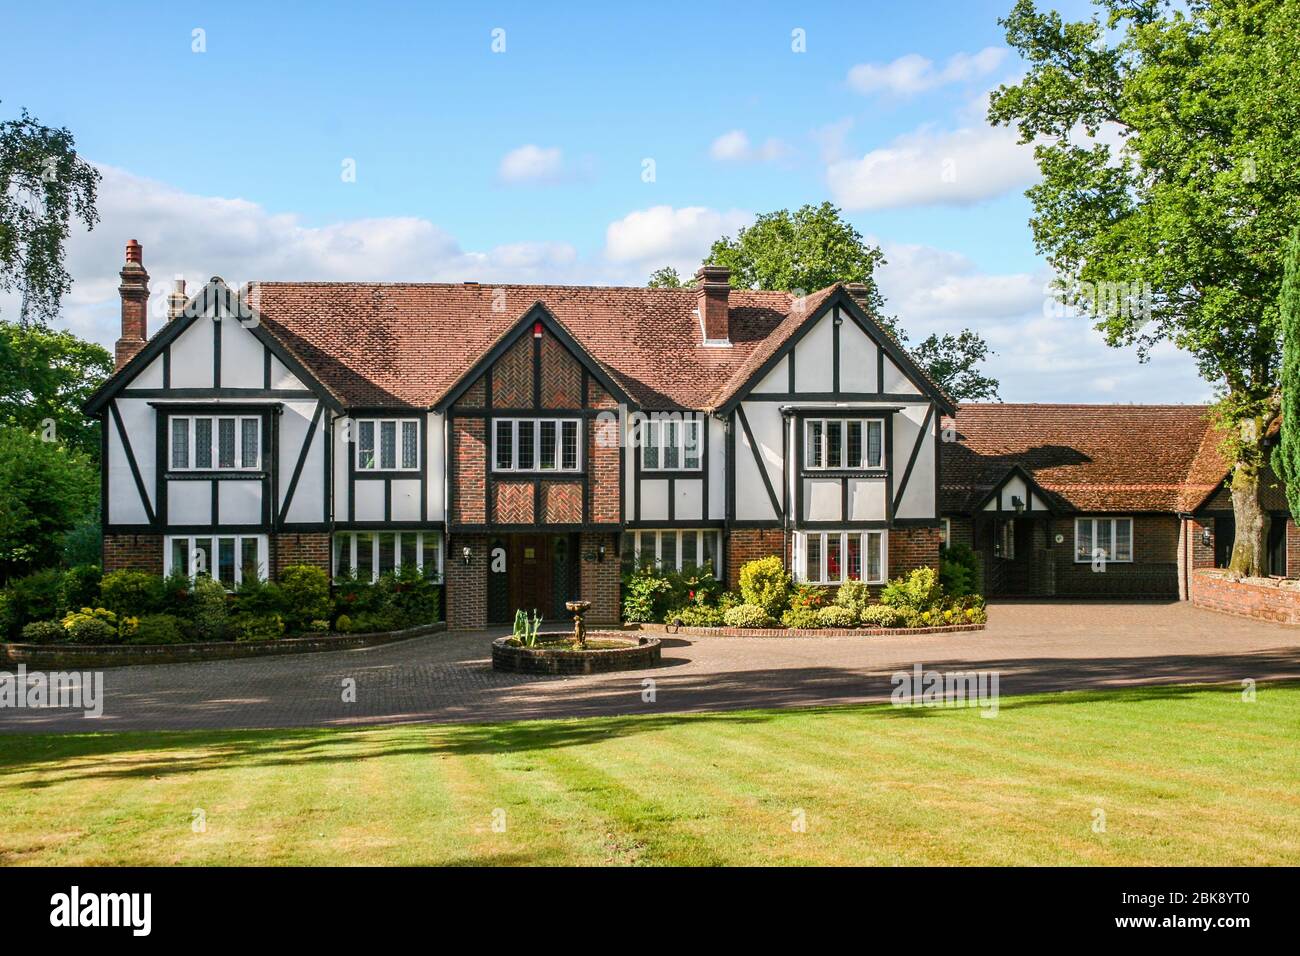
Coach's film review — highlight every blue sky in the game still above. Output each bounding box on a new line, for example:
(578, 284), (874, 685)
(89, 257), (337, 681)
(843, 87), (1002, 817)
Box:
(0, 0), (1209, 402)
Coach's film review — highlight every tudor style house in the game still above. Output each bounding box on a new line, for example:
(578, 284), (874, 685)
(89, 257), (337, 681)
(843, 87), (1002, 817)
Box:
(86, 243), (951, 628)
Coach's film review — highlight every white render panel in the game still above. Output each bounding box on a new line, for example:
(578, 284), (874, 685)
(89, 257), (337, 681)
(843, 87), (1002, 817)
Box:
(132, 350), (165, 388)
(168, 315), (215, 388)
(106, 410), (149, 524)
(333, 416), (350, 520)
(675, 478), (704, 521)
(750, 356), (788, 394)
(391, 479), (422, 521)
(893, 404), (937, 520)
(793, 312), (834, 389)
(850, 478), (888, 520)
(805, 478), (843, 521)
(282, 401), (326, 524)
(353, 479), (385, 522)
(882, 354), (921, 395)
(218, 480), (261, 524)
(269, 355), (306, 391)
(425, 412), (444, 522)
(168, 481), (211, 525)
(220, 317), (264, 388)
(640, 479), (669, 521)
(735, 404), (783, 521)
(707, 415), (726, 519)
(840, 312), (879, 392)
(115, 399), (155, 513)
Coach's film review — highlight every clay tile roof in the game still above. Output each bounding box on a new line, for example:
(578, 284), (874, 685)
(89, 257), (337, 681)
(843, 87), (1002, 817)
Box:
(939, 403), (1229, 514)
(247, 282), (818, 410)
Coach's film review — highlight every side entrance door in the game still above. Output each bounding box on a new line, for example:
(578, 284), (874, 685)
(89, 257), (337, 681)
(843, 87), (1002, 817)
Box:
(509, 534), (552, 618)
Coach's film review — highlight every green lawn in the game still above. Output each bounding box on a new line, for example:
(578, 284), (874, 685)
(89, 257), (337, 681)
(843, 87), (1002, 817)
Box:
(2, 683), (1298, 865)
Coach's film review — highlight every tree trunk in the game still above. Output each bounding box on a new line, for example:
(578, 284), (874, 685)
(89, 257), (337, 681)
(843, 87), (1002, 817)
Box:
(1228, 462), (1270, 577)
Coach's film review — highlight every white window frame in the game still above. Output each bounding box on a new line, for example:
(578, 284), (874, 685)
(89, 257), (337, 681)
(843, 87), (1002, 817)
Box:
(1074, 517), (1133, 563)
(624, 529), (721, 577)
(795, 530), (888, 585)
(940, 518), (951, 548)
(491, 418), (582, 473)
(639, 415), (703, 472)
(164, 534), (267, 587)
(169, 415), (262, 471)
(803, 418), (884, 471)
(354, 418), (421, 472)
(332, 530), (444, 582)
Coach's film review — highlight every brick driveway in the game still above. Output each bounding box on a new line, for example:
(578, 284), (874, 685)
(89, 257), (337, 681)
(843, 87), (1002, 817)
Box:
(3, 601), (1299, 732)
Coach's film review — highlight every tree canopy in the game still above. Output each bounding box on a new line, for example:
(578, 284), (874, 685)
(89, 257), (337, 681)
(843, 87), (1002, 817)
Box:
(0, 425), (98, 582)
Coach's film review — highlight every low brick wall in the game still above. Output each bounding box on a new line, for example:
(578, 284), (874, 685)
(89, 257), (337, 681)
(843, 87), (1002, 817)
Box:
(2, 622), (445, 669)
(633, 622), (985, 638)
(1189, 568), (1300, 625)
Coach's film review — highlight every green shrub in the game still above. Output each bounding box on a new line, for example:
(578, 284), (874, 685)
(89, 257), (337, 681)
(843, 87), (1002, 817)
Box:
(939, 543), (979, 598)
(128, 613), (187, 645)
(622, 564), (673, 623)
(738, 556), (791, 617)
(156, 570), (196, 617)
(718, 591), (743, 612)
(723, 603), (775, 629)
(334, 613), (353, 633)
(232, 576), (286, 619)
(230, 611), (285, 642)
(278, 565), (331, 631)
(384, 566), (442, 627)
(780, 606), (822, 629)
(191, 575), (230, 641)
(834, 579), (874, 615)
(350, 609), (405, 633)
(0, 592), (12, 641)
(816, 605), (858, 628)
(99, 570), (162, 618)
(789, 582), (831, 611)
(308, 619), (331, 632)
(58, 565), (102, 614)
(859, 604), (906, 628)
(880, 567), (942, 612)
(667, 604), (726, 627)
(60, 607), (120, 644)
(4, 568), (65, 637)
(19, 620), (65, 644)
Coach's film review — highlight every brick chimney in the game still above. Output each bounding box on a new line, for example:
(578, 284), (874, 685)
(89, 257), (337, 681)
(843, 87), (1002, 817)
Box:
(115, 240), (150, 369)
(167, 277), (187, 322)
(844, 281), (872, 312)
(695, 265), (731, 344)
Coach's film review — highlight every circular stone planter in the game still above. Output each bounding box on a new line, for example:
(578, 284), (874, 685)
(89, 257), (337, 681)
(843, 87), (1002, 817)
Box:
(492, 631), (661, 675)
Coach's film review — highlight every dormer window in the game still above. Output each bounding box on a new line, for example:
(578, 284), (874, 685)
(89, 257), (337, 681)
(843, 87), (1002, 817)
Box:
(356, 418), (420, 471)
(169, 415), (261, 471)
(804, 418), (882, 470)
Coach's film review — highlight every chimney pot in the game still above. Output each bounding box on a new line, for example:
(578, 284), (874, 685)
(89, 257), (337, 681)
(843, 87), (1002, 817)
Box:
(694, 265), (731, 345)
(125, 239), (143, 264)
(167, 277), (188, 322)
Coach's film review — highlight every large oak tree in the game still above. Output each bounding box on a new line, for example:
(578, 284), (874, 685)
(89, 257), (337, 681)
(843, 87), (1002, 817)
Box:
(989, 0), (1300, 574)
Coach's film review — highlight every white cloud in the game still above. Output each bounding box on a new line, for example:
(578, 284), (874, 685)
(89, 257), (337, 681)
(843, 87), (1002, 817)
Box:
(826, 124), (1038, 210)
(848, 46), (1006, 97)
(603, 205), (751, 272)
(708, 130), (790, 163)
(497, 144), (566, 184)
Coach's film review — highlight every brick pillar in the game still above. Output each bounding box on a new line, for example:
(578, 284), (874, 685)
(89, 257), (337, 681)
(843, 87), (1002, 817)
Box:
(445, 533), (487, 629)
(579, 531), (621, 624)
(1287, 519), (1300, 579)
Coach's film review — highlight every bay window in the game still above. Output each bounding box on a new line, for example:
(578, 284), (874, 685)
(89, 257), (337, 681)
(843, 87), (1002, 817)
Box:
(640, 416), (702, 471)
(169, 415), (261, 471)
(355, 418), (420, 471)
(333, 530), (443, 582)
(621, 529), (720, 576)
(165, 534), (267, 587)
(804, 418), (883, 470)
(795, 530), (887, 584)
(493, 418), (581, 472)
(1075, 517), (1132, 563)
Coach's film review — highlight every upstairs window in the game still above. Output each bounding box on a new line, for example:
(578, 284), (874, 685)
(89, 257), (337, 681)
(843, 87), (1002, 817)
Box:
(356, 418), (420, 471)
(169, 415), (261, 471)
(493, 418), (581, 472)
(804, 418), (882, 470)
(640, 416), (702, 471)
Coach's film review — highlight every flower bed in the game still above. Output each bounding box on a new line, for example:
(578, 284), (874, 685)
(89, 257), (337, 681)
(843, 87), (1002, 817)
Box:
(1, 621), (445, 668)
(634, 621), (985, 638)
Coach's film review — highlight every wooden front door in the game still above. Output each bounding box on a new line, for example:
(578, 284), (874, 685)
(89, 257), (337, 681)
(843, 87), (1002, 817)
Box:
(509, 534), (552, 617)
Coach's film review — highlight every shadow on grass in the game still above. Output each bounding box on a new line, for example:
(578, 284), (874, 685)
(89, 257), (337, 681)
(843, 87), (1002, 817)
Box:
(1, 679), (1293, 789)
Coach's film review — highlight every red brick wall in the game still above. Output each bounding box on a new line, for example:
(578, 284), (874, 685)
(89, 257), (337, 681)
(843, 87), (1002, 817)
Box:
(446, 533), (488, 629)
(494, 481), (534, 523)
(1287, 519), (1300, 578)
(103, 533), (163, 573)
(542, 482), (582, 524)
(579, 531), (621, 624)
(889, 526), (941, 578)
(1048, 515), (1179, 597)
(271, 533), (331, 578)
(493, 337), (533, 408)
(725, 528), (788, 591)
(540, 334), (582, 408)
(1190, 568), (1300, 624)
(451, 418), (486, 524)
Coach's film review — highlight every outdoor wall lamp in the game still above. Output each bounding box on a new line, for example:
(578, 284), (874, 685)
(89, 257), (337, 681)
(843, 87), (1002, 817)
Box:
(1201, 527), (1212, 548)
(1012, 495), (1025, 513)
(461, 546), (472, 566)
(598, 544), (607, 562)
